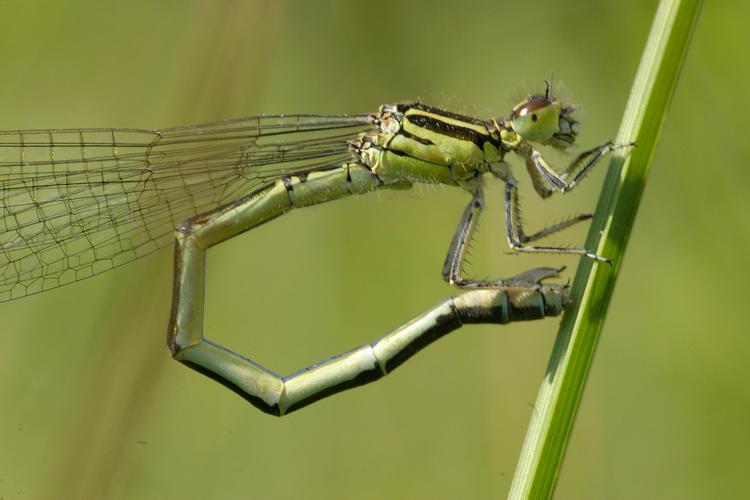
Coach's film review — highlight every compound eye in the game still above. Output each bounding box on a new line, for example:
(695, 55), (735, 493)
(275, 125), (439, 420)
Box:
(512, 96), (548, 121)
(510, 95), (562, 143)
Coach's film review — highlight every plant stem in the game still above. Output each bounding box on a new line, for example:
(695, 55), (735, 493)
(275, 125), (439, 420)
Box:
(507, 0), (703, 498)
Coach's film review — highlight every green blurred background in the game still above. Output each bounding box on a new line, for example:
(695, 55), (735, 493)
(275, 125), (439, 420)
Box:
(0, 1), (747, 499)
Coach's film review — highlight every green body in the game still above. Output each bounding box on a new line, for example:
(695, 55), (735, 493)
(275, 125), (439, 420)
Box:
(364, 103), (505, 188)
(168, 98), (620, 414)
(0, 90), (626, 413)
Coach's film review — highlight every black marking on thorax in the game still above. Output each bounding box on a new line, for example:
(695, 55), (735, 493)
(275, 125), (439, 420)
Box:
(398, 103), (509, 152)
(406, 113), (487, 148)
(400, 102), (488, 126)
(399, 128), (435, 146)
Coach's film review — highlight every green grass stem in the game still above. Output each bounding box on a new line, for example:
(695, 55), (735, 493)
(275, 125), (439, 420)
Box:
(507, 0), (704, 498)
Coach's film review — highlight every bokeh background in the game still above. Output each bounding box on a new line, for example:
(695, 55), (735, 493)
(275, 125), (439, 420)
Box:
(0, 1), (747, 499)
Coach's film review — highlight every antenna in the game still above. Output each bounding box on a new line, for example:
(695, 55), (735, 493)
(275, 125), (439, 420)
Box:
(544, 73), (555, 100)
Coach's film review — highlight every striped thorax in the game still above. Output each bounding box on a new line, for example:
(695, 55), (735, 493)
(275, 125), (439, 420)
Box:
(352, 102), (510, 190)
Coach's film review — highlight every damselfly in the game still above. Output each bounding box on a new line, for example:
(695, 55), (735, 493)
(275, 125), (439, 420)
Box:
(0, 83), (629, 414)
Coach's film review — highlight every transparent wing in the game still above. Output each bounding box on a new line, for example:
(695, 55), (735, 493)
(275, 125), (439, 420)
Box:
(0, 113), (374, 301)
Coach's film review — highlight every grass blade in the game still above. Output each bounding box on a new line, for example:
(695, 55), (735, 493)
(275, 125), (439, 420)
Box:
(507, 0), (704, 497)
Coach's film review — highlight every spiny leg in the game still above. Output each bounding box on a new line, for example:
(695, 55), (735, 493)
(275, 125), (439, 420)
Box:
(500, 142), (634, 262)
(504, 178), (608, 262)
(441, 188), (568, 290)
(503, 169), (593, 245)
(442, 189), (483, 287)
(519, 213), (592, 244)
(525, 140), (635, 194)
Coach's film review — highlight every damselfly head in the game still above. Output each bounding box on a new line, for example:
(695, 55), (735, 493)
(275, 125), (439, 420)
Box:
(509, 82), (580, 149)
